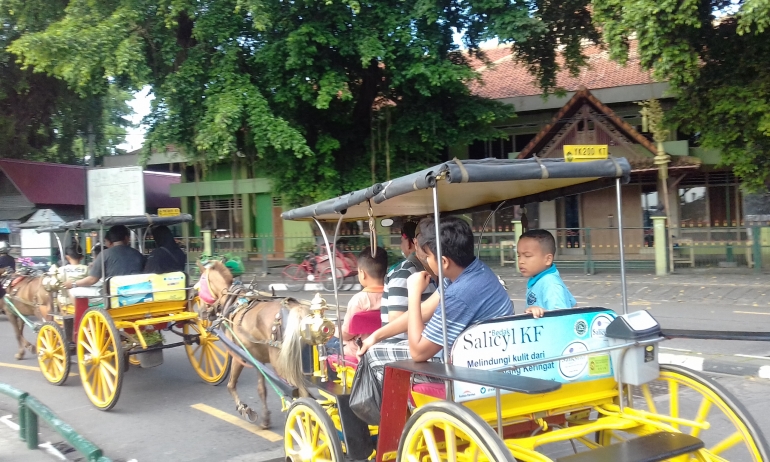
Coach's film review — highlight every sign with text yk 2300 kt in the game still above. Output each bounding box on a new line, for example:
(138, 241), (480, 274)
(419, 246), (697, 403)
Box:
(563, 145), (608, 162)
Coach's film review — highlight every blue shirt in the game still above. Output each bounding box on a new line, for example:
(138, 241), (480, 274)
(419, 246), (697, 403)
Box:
(525, 264), (576, 311)
(423, 258), (513, 350)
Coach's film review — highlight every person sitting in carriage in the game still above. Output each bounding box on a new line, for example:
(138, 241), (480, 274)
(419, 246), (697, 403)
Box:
(357, 216), (513, 383)
(60, 245), (89, 281)
(517, 229), (577, 318)
(380, 221), (436, 335)
(144, 225), (186, 274)
(64, 225), (145, 290)
(327, 246), (388, 356)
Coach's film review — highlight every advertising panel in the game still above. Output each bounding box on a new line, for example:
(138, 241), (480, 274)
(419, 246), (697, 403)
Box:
(451, 308), (616, 402)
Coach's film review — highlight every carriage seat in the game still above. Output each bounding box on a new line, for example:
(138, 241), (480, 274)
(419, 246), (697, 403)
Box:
(107, 272), (187, 308)
(326, 310), (382, 372)
(410, 307), (619, 403)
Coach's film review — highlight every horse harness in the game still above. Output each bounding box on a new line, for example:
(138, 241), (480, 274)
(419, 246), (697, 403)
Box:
(217, 284), (303, 349)
(1, 268), (44, 302)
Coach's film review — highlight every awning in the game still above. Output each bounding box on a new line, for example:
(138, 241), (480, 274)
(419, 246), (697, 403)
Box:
(282, 157), (631, 221)
(18, 209), (65, 229)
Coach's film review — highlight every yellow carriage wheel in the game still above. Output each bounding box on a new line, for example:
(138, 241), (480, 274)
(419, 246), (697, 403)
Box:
(184, 319), (231, 385)
(285, 398), (344, 462)
(76, 308), (125, 411)
(397, 401), (515, 462)
(36, 322), (70, 386)
(621, 364), (770, 461)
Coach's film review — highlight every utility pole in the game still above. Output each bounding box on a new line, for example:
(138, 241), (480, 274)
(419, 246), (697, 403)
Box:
(640, 99), (673, 273)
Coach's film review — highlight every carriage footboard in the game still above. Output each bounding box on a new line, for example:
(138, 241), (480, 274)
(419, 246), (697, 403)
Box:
(662, 329), (770, 341)
(555, 432), (704, 462)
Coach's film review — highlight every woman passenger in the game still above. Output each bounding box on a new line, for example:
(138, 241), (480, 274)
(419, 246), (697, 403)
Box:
(144, 225), (186, 274)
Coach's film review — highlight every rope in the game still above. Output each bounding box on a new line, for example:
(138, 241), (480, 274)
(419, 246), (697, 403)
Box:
(222, 320), (288, 399)
(452, 157), (470, 183)
(533, 155), (550, 179)
(3, 296), (39, 331)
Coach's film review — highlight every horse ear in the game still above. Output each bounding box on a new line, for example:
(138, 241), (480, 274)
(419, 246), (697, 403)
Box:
(197, 261), (206, 273)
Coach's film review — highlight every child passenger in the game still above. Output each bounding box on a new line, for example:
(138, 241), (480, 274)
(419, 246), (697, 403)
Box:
(330, 246), (388, 356)
(517, 229), (577, 318)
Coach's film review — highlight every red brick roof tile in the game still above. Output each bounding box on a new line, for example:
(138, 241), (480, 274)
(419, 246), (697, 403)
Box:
(469, 43), (657, 100)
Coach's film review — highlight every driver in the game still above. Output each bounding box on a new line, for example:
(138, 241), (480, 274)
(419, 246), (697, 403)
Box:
(65, 225), (144, 289)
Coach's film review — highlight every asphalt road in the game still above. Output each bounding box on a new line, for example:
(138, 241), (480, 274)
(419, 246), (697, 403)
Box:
(0, 285), (769, 461)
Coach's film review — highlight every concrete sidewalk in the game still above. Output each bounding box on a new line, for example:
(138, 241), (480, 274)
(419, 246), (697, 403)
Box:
(0, 413), (64, 462)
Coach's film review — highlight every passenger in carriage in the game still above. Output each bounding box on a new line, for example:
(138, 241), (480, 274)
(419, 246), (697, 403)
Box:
(358, 216), (513, 382)
(327, 246), (388, 356)
(143, 225), (186, 274)
(64, 225), (145, 289)
(60, 245), (88, 281)
(517, 229), (577, 318)
(380, 221), (437, 336)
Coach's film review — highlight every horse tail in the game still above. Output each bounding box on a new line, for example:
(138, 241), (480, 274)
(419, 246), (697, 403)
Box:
(275, 301), (310, 396)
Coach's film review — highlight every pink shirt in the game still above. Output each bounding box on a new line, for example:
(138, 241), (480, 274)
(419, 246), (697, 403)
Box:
(339, 286), (383, 356)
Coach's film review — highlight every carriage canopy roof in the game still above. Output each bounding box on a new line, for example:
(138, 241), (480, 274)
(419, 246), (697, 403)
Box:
(35, 214), (194, 233)
(282, 157), (631, 221)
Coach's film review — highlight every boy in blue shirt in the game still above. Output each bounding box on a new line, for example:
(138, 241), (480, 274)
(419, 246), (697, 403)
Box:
(518, 229), (576, 318)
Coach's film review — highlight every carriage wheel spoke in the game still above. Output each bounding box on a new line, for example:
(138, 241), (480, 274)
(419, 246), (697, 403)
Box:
(205, 348), (216, 375)
(422, 427), (441, 462)
(640, 384), (657, 415)
(691, 397), (712, 438)
(444, 423), (457, 462)
(710, 431), (743, 455)
(101, 366), (116, 393)
(668, 380), (680, 430)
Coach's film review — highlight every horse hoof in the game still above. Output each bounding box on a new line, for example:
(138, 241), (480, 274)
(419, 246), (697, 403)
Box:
(14, 352), (24, 360)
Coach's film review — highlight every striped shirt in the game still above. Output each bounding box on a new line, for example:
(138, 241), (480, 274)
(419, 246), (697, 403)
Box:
(381, 253), (436, 330)
(423, 258), (513, 350)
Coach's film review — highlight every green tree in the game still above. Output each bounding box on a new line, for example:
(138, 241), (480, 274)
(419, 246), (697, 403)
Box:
(593, 0), (770, 190)
(0, 0), (131, 165)
(7, 0), (598, 205)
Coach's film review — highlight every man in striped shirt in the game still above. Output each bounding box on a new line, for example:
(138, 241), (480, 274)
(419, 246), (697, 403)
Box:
(380, 221), (437, 337)
(358, 216), (513, 382)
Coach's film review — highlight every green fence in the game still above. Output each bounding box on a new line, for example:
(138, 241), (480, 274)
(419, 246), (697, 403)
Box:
(176, 226), (770, 275)
(0, 383), (111, 462)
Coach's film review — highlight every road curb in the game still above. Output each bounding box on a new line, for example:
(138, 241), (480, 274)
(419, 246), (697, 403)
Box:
(660, 350), (770, 380)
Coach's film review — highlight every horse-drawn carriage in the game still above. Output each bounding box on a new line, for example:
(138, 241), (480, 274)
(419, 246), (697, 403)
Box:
(259, 156), (768, 461)
(2, 214), (231, 410)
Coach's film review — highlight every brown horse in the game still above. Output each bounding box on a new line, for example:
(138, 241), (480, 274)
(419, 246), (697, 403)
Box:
(0, 271), (52, 360)
(196, 261), (309, 429)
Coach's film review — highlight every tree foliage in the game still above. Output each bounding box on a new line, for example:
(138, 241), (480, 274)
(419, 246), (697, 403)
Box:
(593, 0), (770, 190)
(7, 0), (598, 205)
(0, 0), (131, 165)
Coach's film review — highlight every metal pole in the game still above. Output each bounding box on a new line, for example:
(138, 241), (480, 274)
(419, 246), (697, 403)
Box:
(431, 185), (452, 401)
(615, 179), (629, 314)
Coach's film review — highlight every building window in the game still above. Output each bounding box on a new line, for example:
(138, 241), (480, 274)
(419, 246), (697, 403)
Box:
(469, 136), (514, 160)
(679, 187), (707, 227)
(200, 198), (243, 238)
(564, 195), (580, 248)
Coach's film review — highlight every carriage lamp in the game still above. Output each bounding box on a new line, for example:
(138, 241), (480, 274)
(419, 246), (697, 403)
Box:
(299, 293), (335, 346)
(41, 265), (63, 292)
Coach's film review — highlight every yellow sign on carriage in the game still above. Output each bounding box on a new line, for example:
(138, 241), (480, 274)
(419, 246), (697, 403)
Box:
(158, 207), (181, 217)
(563, 145), (608, 162)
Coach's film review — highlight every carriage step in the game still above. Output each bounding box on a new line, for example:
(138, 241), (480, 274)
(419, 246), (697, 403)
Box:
(556, 432), (704, 462)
